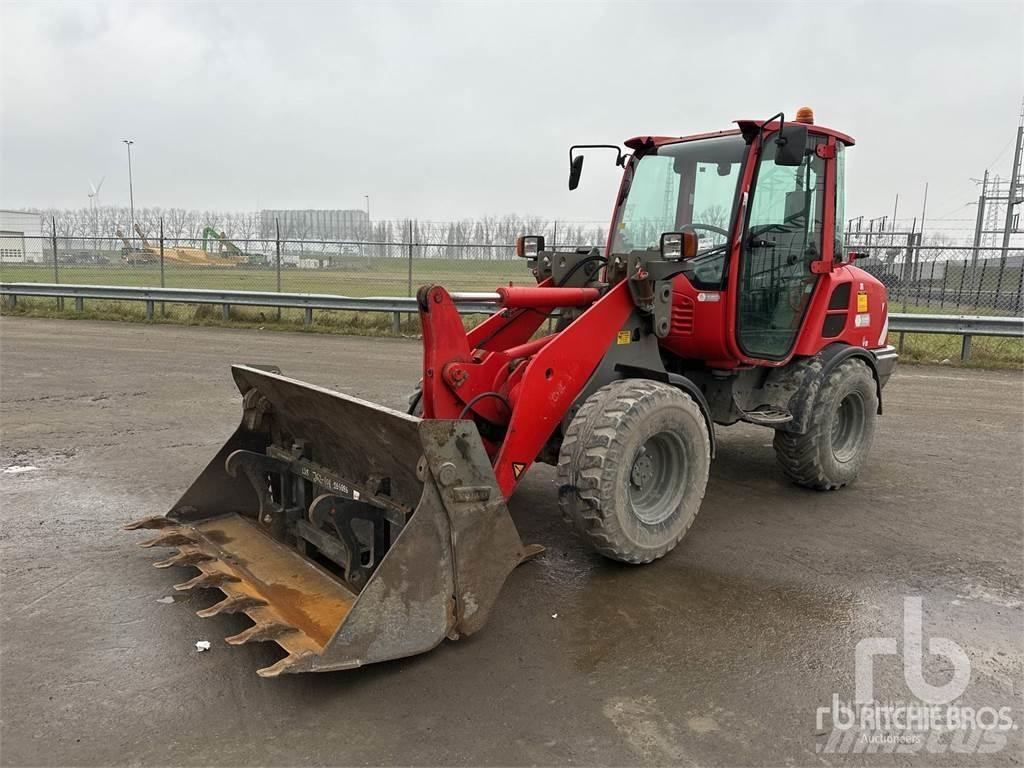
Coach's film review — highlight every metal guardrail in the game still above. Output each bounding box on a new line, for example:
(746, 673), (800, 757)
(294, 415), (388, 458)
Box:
(886, 312), (1023, 336)
(2, 283), (1022, 360)
(0, 283), (497, 332)
(886, 312), (1023, 361)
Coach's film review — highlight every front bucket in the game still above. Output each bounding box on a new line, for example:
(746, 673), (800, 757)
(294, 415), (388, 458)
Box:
(126, 365), (537, 676)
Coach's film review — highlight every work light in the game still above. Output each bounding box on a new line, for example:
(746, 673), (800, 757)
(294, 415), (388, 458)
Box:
(515, 235), (545, 258)
(659, 232), (697, 261)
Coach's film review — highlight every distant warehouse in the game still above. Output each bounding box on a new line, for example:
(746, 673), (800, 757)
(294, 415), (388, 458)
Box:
(260, 209), (368, 241)
(0, 210), (44, 263)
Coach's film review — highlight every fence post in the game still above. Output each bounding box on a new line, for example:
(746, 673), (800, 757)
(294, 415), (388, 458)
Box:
(961, 334), (972, 362)
(901, 233), (914, 311)
(938, 259), (948, 310)
(51, 216), (62, 310)
(159, 218), (166, 316)
(954, 251), (968, 310)
(1015, 258), (1024, 315)
(407, 219), (413, 297)
(925, 260), (934, 308)
(993, 255), (1007, 313)
(275, 219), (282, 321)
(913, 237), (925, 309)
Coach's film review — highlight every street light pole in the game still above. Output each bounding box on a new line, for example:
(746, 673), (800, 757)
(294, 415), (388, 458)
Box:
(123, 139), (135, 236)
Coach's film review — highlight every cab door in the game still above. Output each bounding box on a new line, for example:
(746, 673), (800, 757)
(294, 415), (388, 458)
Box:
(736, 134), (828, 359)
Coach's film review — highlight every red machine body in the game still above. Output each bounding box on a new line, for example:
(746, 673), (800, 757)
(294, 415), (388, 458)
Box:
(417, 114), (897, 500)
(664, 261), (889, 367)
(126, 112), (899, 676)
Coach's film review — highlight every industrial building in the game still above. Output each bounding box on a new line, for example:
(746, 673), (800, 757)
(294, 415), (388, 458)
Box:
(259, 209), (369, 241)
(0, 210), (44, 263)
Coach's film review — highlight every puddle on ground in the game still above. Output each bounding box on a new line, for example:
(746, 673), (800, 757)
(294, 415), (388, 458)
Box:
(564, 562), (860, 674)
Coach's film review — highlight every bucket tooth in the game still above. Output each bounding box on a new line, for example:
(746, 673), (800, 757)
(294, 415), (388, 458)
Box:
(174, 571), (240, 591)
(196, 594), (267, 619)
(519, 543), (546, 564)
(123, 515), (176, 531)
(256, 655), (304, 678)
(153, 549), (213, 569)
(138, 531), (195, 549)
(224, 620), (296, 646)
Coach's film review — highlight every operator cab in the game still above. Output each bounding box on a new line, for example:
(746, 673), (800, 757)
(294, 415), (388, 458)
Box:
(569, 108), (857, 367)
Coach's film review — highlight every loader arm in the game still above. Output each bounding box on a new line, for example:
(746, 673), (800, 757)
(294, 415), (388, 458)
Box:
(418, 282), (635, 498)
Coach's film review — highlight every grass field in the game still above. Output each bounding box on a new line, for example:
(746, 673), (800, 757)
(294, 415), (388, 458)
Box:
(1, 259), (1020, 368)
(0, 258), (526, 297)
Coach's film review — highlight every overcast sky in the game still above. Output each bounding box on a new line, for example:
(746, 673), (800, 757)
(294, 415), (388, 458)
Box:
(1, 1), (1021, 231)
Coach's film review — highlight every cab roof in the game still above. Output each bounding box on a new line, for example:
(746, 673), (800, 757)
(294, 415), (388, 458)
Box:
(625, 121), (855, 152)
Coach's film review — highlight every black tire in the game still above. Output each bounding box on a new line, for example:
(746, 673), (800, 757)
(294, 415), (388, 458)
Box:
(407, 384), (423, 416)
(556, 379), (711, 564)
(773, 358), (878, 490)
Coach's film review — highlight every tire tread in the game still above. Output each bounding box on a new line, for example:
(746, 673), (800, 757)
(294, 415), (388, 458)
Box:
(773, 358), (877, 490)
(557, 379), (710, 564)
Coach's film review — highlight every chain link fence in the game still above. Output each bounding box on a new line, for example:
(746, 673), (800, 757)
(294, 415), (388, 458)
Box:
(0, 233), (567, 298)
(844, 237), (1024, 316)
(4, 229), (1021, 314)
(2, 227), (1021, 366)
(842, 235), (1023, 365)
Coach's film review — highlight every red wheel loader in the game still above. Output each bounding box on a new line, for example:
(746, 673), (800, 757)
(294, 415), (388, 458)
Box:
(127, 108), (897, 676)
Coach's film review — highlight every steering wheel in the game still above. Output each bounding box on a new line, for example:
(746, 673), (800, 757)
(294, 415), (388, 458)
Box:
(681, 223), (730, 241)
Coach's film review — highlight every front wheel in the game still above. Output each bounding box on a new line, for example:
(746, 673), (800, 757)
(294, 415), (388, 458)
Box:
(773, 358), (878, 490)
(407, 383), (423, 416)
(557, 379), (711, 564)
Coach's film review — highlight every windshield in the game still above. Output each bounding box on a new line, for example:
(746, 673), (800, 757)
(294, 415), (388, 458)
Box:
(610, 134), (747, 284)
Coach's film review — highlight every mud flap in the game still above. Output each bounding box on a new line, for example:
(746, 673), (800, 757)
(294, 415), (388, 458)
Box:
(125, 365), (536, 675)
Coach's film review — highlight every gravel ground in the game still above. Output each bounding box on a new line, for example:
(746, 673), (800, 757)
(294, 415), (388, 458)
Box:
(1, 317), (1021, 767)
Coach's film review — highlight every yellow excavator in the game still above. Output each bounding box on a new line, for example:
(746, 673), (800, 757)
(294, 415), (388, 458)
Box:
(119, 224), (246, 267)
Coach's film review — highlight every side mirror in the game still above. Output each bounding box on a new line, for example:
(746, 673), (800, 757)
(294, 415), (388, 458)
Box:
(568, 155), (584, 191)
(660, 232), (699, 261)
(774, 122), (808, 166)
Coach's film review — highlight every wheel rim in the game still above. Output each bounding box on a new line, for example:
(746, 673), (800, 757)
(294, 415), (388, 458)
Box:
(628, 431), (688, 525)
(831, 391), (866, 463)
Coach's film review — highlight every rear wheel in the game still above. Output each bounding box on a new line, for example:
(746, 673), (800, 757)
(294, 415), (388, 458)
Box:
(773, 358), (878, 490)
(557, 379), (711, 564)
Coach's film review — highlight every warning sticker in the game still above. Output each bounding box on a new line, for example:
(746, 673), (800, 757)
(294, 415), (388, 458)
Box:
(617, 330), (632, 345)
(512, 462), (527, 479)
(857, 292), (868, 312)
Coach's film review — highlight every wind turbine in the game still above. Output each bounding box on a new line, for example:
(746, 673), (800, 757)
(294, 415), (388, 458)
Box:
(88, 177), (105, 238)
(88, 176), (105, 209)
